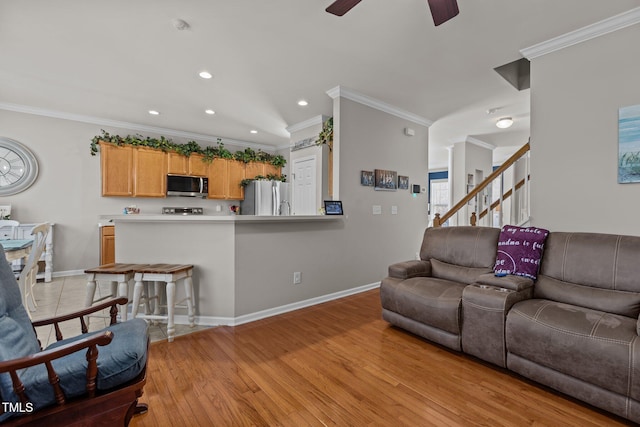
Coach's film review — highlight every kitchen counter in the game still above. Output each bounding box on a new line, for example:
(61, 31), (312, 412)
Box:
(109, 213), (349, 324)
(101, 214), (343, 223)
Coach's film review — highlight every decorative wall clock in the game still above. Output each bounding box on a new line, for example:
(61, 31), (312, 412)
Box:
(0, 137), (39, 196)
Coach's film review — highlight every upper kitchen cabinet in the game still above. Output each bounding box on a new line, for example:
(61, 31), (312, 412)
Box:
(245, 162), (282, 180)
(101, 142), (133, 196)
(167, 152), (188, 175)
(188, 154), (209, 177)
(133, 147), (167, 197)
(208, 158), (244, 200)
(167, 152), (209, 176)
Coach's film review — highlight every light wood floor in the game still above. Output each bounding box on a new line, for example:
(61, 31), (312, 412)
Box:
(131, 289), (633, 427)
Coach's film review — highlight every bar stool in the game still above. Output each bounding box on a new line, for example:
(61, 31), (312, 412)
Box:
(131, 264), (195, 342)
(84, 263), (149, 322)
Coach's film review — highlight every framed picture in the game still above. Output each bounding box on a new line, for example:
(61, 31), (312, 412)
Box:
(398, 175), (409, 190)
(374, 169), (397, 191)
(619, 104), (640, 183)
(360, 170), (374, 186)
(324, 200), (343, 215)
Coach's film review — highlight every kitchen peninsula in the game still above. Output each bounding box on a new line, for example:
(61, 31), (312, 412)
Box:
(108, 214), (350, 326)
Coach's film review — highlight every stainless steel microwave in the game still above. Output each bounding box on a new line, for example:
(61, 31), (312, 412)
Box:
(166, 175), (208, 198)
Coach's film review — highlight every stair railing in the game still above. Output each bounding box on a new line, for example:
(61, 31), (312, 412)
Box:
(433, 141), (530, 228)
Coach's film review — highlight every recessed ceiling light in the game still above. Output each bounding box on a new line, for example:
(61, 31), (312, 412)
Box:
(250, 130), (258, 134)
(148, 110), (160, 115)
(496, 117), (514, 129)
(297, 100), (308, 106)
(199, 71), (213, 79)
(205, 109), (215, 115)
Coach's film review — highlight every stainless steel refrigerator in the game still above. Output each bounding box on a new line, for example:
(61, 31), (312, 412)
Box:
(240, 180), (291, 216)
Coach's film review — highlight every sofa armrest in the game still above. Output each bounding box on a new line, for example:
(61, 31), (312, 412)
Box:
(637, 317), (640, 336)
(475, 273), (534, 291)
(388, 260), (432, 279)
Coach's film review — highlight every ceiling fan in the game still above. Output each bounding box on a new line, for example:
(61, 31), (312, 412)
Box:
(326, 0), (459, 26)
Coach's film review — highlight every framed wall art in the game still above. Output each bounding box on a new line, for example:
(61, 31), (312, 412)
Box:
(360, 170), (374, 186)
(374, 169), (397, 191)
(398, 175), (409, 190)
(619, 104), (640, 183)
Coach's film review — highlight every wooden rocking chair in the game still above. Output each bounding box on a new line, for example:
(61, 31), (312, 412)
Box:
(0, 246), (149, 426)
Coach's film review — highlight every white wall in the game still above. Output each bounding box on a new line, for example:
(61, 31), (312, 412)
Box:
(450, 141), (493, 225)
(530, 24), (640, 235)
(234, 97), (430, 316)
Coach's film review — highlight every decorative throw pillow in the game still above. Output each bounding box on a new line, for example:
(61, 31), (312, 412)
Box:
(494, 225), (549, 280)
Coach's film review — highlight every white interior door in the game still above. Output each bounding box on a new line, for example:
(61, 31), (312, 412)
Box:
(293, 156), (317, 215)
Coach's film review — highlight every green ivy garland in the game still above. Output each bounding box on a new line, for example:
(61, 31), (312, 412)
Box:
(90, 129), (286, 167)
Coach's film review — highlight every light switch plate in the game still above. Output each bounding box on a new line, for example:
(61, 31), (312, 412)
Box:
(372, 205), (382, 215)
(391, 206), (398, 215)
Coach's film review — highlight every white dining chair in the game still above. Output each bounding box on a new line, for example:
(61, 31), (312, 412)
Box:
(20, 222), (50, 315)
(0, 219), (19, 240)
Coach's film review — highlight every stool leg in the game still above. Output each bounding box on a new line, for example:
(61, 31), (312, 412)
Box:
(118, 280), (129, 321)
(143, 282), (152, 315)
(84, 275), (97, 326)
(131, 278), (144, 320)
(166, 280), (176, 342)
(184, 276), (195, 327)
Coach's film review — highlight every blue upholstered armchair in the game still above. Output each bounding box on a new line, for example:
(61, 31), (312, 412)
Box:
(0, 246), (149, 426)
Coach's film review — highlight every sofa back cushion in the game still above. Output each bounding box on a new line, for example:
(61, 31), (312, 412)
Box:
(431, 259), (493, 284)
(536, 232), (640, 318)
(420, 226), (500, 268)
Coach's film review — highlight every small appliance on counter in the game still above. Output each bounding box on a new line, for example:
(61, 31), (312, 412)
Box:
(241, 180), (290, 216)
(161, 207), (204, 215)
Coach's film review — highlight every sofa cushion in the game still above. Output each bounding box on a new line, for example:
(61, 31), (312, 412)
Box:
(1, 319), (148, 417)
(506, 299), (640, 398)
(392, 276), (466, 335)
(539, 232), (640, 293)
(535, 275), (640, 318)
(494, 225), (549, 280)
(420, 226), (500, 268)
(431, 259), (492, 284)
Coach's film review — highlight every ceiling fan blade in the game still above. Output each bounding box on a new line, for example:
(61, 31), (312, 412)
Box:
(427, 0), (459, 26)
(326, 0), (362, 16)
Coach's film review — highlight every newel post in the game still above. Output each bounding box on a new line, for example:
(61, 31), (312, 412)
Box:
(433, 213), (441, 227)
(470, 212), (477, 226)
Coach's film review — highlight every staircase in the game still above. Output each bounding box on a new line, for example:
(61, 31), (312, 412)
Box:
(433, 141), (530, 228)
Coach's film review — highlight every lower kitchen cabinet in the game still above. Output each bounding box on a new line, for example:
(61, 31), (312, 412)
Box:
(100, 225), (115, 265)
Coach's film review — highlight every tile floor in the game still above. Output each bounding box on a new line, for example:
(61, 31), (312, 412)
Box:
(30, 275), (212, 347)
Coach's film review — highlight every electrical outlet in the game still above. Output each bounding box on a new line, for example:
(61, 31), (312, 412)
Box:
(293, 271), (301, 284)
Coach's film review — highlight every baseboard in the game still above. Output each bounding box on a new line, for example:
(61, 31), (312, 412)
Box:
(52, 269), (84, 278)
(180, 281), (381, 327)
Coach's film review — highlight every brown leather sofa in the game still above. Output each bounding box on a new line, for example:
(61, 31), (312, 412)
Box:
(380, 226), (640, 424)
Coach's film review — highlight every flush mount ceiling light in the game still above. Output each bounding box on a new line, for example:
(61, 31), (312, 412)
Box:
(198, 71), (213, 79)
(250, 130), (258, 134)
(148, 110), (160, 115)
(297, 100), (308, 106)
(205, 109), (215, 115)
(172, 19), (190, 31)
(496, 117), (513, 129)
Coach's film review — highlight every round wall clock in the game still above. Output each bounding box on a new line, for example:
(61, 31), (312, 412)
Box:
(0, 137), (39, 196)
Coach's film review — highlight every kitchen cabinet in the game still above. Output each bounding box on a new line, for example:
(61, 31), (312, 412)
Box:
(167, 152), (209, 176)
(100, 225), (115, 265)
(101, 143), (133, 196)
(167, 152), (188, 175)
(208, 159), (244, 200)
(188, 154), (209, 176)
(133, 147), (167, 197)
(264, 163), (282, 178)
(245, 161), (281, 180)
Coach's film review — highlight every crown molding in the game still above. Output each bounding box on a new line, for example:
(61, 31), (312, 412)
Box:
(326, 86), (433, 127)
(285, 115), (329, 134)
(0, 102), (276, 151)
(466, 137), (496, 150)
(521, 7), (640, 59)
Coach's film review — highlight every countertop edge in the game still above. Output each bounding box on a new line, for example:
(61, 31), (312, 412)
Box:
(100, 214), (344, 224)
